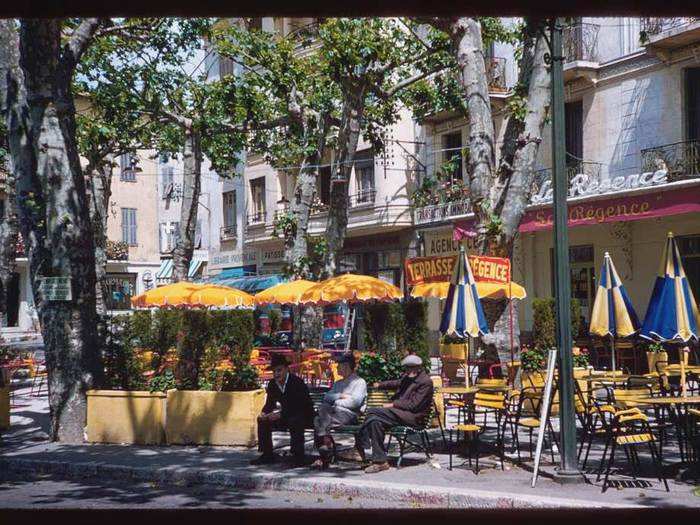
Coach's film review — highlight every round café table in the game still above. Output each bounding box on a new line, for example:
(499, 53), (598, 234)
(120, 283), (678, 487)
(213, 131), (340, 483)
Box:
(635, 396), (700, 482)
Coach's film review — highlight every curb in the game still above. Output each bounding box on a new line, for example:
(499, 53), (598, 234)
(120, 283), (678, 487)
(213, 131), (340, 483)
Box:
(0, 457), (638, 508)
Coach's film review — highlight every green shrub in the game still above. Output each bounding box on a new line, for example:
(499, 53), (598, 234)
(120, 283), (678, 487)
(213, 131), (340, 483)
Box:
(362, 302), (405, 359)
(103, 314), (146, 390)
(532, 297), (581, 351)
(174, 310), (210, 390)
(400, 299), (430, 370)
(521, 346), (548, 372)
(148, 369), (176, 393)
(356, 352), (403, 384)
(221, 364), (260, 392)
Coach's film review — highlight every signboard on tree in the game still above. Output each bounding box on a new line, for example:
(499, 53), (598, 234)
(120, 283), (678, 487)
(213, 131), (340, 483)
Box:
(404, 255), (511, 286)
(37, 277), (72, 301)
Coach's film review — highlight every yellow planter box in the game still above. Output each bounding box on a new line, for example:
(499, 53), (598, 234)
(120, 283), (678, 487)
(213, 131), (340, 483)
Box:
(0, 386), (10, 430)
(165, 389), (266, 447)
(86, 390), (166, 445)
(439, 343), (468, 360)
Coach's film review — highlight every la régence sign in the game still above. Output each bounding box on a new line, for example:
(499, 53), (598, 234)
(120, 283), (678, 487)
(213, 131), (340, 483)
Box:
(530, 169), (669, 205)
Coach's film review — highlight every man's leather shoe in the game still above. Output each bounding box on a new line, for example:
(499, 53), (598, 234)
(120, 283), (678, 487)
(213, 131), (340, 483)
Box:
(250, 454), (275, 465)
(364, 462), (391, 474)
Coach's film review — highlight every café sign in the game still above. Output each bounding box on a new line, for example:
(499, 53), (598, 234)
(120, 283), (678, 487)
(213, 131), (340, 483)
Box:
(404, 255), (511, 286)
(209, 249), (258, 269)
(530, 169), (668, 205)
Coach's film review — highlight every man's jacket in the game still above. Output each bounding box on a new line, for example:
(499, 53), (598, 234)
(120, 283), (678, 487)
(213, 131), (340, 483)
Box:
(262, 373), (315, 424)
(377, 370), (434, 427)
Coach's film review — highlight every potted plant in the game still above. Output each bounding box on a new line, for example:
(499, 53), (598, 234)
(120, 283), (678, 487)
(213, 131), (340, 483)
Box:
(645, 341), (667, 374)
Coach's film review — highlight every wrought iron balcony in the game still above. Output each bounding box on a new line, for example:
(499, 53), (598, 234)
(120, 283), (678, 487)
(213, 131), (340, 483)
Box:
(219, 225), (238, 242)
(641, 140), (700, 181)
(563, 23), (599, 63)
(246, 211), (265, 226)
(413, 199), (472, 226)
(531, 160), (604, 198)
(486, 57), (507, 93)
(348, 189), (376, 207)
(640, 17), (699, 37)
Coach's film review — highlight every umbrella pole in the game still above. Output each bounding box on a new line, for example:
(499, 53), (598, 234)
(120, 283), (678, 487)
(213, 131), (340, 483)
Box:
(681, 346), (687, 398)
(465, 335), (470, 388)
(611, 336), (616, 374)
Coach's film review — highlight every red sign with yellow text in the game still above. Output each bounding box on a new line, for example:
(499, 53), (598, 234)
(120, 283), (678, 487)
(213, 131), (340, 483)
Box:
(404, 255), (511, 286)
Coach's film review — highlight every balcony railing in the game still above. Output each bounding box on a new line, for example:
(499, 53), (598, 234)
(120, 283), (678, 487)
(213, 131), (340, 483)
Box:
(563, 23), (599, 63)
(531, 160), (604, 197)
(640, 17), (699, 37)
(348, 189), (376, 207)
(413, 199), (472, 226)
(486, 57), (507, 92)
(641, 140), (700, 181)
(246, 211), (265, 226)
(220, 225), (238, 241)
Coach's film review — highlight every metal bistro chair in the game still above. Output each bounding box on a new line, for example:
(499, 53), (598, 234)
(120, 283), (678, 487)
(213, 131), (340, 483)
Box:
(599, 408), (669, 493)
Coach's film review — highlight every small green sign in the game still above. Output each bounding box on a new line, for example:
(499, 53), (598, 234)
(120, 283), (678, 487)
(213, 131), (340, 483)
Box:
(38, 277), (72, 301)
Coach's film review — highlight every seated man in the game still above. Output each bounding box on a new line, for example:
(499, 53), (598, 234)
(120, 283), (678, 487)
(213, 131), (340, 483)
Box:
(351, 354), (434, 474)
(312, 353), (367, 469)
(251, 354), (315, 467)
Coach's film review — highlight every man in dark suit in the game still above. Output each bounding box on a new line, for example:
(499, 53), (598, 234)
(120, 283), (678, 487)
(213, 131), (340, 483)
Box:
(352, 354), (434, 473)
(250, 354), (315, 467)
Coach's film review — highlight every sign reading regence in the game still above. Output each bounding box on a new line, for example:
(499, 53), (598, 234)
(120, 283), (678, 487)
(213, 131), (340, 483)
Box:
(404, 255), (511, 286)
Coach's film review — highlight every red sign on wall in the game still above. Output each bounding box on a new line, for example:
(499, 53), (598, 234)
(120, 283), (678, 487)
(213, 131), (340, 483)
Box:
(404, 255), (511, 286)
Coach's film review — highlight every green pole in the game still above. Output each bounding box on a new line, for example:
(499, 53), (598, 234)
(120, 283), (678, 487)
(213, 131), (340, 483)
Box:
(550, 18), (583, 483)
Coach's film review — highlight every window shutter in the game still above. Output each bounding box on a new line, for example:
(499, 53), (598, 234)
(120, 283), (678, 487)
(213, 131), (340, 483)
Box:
(686, 68), (700, 141)
(121, 209), (128, 243)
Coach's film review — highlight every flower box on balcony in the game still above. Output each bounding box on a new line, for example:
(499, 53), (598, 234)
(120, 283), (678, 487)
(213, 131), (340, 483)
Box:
(106, 240), (129, 261)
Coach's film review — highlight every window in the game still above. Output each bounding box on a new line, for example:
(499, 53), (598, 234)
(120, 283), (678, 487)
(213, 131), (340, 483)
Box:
(354, 149), (375, 203)
(219, 55), (235, 77)
(104, 273), (137, 311)
(195, 220), (202, 249)
(678, 235), (700, 300)
(250, 178), (266, 222)
(441, 132), (463, 182)
(318, 166), (331, 205)
(121, 208), (137, 246)
(161, 166), (174, 198)
(549, 244), (595, 330)
(685, 68), (700, 141)
(565, 100), (584, 166)
(223, 190), (237, 228)
(119, 153), (136, 182)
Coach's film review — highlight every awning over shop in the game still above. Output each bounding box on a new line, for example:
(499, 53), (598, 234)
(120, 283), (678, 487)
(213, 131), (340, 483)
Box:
(155, 259), (173, 281)
(454, 183), (700, 239)
(208, 272), (287, 293)
(156, 258), (208, 283)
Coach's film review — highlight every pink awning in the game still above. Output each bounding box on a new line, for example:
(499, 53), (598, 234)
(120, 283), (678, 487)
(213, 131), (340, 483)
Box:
(454, 184), (700, 240)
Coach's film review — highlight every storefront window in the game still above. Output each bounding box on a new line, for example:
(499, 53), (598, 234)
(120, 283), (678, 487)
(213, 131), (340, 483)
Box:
(550, 245), (595, 329)
(678, 234), (700, 299)
(105, 273), (137, 311)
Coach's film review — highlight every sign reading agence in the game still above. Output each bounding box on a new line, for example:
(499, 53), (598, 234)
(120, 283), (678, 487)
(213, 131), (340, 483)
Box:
(404, 255), (511, 286)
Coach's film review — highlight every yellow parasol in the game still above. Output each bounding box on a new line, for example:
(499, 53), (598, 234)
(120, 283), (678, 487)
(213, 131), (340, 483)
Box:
(411, 281), (527, 300)
(131, 281), (254, 309)
(254, 279), (316, 306)
(299, 274), (402, 305)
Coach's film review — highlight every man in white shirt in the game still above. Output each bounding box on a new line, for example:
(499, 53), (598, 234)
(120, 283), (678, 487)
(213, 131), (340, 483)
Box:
(312, 353), (367, 469)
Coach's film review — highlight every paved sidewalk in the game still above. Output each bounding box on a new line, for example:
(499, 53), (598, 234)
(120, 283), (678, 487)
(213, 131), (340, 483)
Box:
(2, 384), (699, 508)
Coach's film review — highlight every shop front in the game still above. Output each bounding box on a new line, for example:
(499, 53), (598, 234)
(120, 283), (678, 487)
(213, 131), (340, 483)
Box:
(339, 231), (413, 288)
(453, 177), (700, 334)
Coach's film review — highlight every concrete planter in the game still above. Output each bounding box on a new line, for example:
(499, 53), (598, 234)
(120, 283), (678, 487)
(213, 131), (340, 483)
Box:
(86, 390), (167, 445)
(646, 351), (669, 374)
(165, 389), (266, 447)
(0, 385), (9, 430)
(439, 343), (468, 360)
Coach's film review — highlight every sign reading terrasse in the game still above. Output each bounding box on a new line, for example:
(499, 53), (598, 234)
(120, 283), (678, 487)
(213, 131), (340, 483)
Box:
(404, 255), (511, 286)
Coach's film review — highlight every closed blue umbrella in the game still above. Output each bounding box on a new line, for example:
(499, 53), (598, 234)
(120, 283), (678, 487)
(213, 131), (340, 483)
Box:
(589, 252), (640, 372)
(440, 245), (489, 386)
(641, 232), (699, 343)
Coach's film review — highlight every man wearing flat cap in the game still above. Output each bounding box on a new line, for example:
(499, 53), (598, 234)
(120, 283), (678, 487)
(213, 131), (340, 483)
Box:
(351, 353), (433, 474)
(251, 354), (314, 467)
(311, 352), (367, 469)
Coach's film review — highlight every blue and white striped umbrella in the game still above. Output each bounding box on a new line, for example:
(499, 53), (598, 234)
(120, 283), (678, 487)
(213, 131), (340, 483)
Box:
(440, 246), (489, 338)
(590, 252), (640, 339)
(640, 232), (700, 343)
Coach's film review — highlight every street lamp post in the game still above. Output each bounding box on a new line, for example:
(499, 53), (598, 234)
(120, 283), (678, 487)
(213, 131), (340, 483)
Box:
(549, 17), (584, 483)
